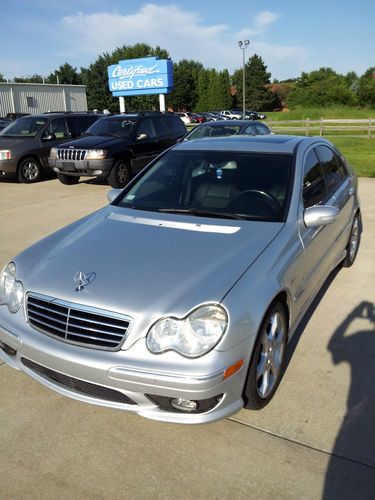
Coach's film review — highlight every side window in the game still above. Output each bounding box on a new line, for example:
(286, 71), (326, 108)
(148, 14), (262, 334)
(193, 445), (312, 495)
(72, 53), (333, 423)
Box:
(255, 124), (269, 135)
(169, 115), (187, 135)
(67, 115), (98, 137)
(303, 149), (326, 208)
(136, 118), (156, 139)
(45, 118), (69, 139)
(153, 116), (170, 136)
(315, 145), (347, 197)
(244, 125), (256, 136)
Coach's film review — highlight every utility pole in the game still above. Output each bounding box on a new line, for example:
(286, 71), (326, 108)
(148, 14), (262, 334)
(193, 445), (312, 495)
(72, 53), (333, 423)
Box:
(238, 40), (249, 119)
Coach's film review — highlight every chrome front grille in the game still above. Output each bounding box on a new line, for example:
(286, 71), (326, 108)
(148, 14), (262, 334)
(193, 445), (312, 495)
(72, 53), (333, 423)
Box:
(57, 148), (87, 161)
(26, 293), (131, 350)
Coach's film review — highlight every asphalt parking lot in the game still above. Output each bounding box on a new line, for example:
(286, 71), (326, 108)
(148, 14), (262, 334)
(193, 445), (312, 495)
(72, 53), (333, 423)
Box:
(1, 177), (375, 499)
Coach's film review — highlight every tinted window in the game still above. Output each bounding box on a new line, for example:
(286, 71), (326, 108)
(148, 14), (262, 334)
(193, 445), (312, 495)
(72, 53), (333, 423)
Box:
(116, 150), (293, 222)
(136, 118), (156, 138)
(0, 116), (48, 137)
(67, 115), (100, 137)
(303, 149), (326, 208)
(44, 118), (69, 139)
(316, 145), (347, 197)
(167, 115), (187, 135)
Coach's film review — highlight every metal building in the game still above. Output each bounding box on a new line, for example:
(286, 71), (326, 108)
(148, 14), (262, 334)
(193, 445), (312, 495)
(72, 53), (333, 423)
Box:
(0, 83), (88, 116)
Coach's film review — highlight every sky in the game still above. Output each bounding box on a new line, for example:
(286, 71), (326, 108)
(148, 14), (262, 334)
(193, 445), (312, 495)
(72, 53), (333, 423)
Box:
(1, 0), (374, 82)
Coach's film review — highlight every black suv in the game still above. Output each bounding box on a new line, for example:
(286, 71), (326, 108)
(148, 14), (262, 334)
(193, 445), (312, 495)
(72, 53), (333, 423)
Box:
(0, 112), (102, 183)
(48, 112), (187, 188)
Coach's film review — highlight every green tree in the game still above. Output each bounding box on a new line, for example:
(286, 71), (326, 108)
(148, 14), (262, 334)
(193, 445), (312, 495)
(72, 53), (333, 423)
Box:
(0, 73), (6, 82)
(232, 54), (278, 111)
(168, 59), (203, 111)
(286, 67), (357, 108)
(357, 67), (375, 107)
(13, 74), (44, 83)
(46, 63), (82, 85)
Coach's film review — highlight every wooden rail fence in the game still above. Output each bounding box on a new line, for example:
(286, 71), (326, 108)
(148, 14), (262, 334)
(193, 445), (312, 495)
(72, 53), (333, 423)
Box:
(266, 118), (374, 137)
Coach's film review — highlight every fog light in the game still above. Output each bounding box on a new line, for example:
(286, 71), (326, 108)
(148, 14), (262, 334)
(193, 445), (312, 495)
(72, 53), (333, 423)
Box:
(93, 170), (103, 175)
(171, 398), (198, 412)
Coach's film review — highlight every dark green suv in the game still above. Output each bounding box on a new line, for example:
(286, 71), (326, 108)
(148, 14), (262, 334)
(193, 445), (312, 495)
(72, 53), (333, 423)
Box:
(0, 112), (102, 183)
(48, 112), (187, 188)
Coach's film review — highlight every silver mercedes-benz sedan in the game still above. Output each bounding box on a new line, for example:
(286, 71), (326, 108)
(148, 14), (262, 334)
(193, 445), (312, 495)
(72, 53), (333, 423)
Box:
(0, 135), (361, 424)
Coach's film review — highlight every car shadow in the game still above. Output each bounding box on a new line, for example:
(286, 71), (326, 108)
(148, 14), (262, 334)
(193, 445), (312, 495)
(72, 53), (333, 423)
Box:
(322, 301), (375, 497)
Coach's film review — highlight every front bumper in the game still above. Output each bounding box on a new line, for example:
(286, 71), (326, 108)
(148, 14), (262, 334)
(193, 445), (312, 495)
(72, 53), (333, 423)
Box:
(48, 158), (113, 178)
(0, 316), (247, 424)
(0, 159), (18, 177)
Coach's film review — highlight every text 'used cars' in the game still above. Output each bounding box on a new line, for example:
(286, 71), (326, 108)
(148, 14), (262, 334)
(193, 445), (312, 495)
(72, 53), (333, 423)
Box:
(0, 135), (361, 423)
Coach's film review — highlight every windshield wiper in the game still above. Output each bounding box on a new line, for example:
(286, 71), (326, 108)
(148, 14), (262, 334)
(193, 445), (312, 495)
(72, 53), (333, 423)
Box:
(156, 208), (248, 220)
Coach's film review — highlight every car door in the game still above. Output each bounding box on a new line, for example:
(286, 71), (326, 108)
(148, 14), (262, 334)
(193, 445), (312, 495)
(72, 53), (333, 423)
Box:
(131, 117), (160, 172)
(315, 144), (354, 254)
(39, 117), (71, 167)
(295, 147), (339, 313)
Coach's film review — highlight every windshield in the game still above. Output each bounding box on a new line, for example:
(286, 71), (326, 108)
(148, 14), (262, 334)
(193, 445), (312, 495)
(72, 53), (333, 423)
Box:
(85, 117), (137, 138)
(0, 116), (48, 137)
(116, 150), (293, 222)
(186, 125), (242, 141)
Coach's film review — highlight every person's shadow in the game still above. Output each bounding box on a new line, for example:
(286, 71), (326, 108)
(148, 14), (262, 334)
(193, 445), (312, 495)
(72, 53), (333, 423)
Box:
(323, 301), (375, 499)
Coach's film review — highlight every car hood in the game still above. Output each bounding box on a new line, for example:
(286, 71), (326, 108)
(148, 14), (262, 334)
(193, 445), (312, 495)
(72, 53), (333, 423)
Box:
(16, 205), (283, 345)
(59, 135), (130, 149)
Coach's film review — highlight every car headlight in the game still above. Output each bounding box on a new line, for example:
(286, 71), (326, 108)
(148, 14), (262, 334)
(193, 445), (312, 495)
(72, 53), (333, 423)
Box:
(85, 149), (107, 160)
(146, 304), (228, 358)
(0, 262), (24, 313)
(50, 147), (58, 159)
(0, 149), (12, 160)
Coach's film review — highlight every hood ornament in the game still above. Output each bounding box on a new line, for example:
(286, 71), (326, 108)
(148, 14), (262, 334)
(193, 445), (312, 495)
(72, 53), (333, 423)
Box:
(74, 271), (96, 292)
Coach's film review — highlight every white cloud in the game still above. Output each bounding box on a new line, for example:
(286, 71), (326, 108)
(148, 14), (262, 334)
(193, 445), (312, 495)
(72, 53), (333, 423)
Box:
(57, 4), (309, 80)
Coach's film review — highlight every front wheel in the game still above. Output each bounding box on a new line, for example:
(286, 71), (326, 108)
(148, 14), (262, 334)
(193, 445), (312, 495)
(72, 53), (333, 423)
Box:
(243, 301), (288, 410)
(18, 157), (43, 183)
(108, 160), (131, 189)
(57, 173), (80, 185)
(342, 212), (361, 267)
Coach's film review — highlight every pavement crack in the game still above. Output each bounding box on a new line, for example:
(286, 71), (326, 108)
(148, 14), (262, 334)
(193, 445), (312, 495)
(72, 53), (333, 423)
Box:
(227, 416), (375, 471)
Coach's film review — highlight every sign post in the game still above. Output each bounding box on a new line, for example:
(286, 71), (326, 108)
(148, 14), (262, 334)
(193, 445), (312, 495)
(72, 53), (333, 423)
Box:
(107, 57), (174, 112)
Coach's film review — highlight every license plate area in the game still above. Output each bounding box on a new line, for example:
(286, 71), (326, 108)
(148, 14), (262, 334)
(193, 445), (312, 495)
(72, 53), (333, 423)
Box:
(61, 162), (76, 171)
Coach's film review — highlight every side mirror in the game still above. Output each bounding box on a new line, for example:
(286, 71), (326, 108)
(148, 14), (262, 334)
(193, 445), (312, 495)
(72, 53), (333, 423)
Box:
(42, 133), (56, 141)
(136, 132), (149, 141)
(107, 188), (122, 203)
(304, 205), (339, 228)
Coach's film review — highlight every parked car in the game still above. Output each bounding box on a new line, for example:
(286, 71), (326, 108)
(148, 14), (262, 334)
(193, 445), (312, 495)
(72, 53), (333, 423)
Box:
(175, 112), (198, 125)
(0, 118), (11, 131)
(5, 112), (30, 121)
(49, 112), (187, 188)
(0, 112), (102, 183)
(182, 120), (272, 141)
(220, 110), (242, 120)
(231, 109), (267, 120)
(0, 135), (361, 424)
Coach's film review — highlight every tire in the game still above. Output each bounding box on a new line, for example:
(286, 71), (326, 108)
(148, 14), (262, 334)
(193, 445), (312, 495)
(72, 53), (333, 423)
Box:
(18, 157), (43, 183)
(342, 212), (361, 268)
(57, 173), (80, 185)
(243, 301), (288, 410)
(108, 160), (131, 189)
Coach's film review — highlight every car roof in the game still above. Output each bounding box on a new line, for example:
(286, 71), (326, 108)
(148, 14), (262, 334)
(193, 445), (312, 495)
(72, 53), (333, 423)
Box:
(197, 120), (267, 127)
(174, 134), (323, 154)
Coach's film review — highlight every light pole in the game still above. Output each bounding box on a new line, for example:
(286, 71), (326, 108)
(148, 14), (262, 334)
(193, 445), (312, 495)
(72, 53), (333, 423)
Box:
(238, 40), (249, 119)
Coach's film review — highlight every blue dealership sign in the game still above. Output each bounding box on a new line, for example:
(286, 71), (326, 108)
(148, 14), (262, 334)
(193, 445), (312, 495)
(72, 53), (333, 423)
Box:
(107, 57), (174, 96)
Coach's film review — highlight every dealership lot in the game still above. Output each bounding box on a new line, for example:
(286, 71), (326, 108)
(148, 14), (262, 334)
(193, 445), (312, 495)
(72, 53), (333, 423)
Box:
(1, 177), (375, 498)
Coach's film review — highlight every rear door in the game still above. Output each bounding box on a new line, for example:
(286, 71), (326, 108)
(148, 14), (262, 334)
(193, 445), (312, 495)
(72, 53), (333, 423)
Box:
(131, 117), (160, 172)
